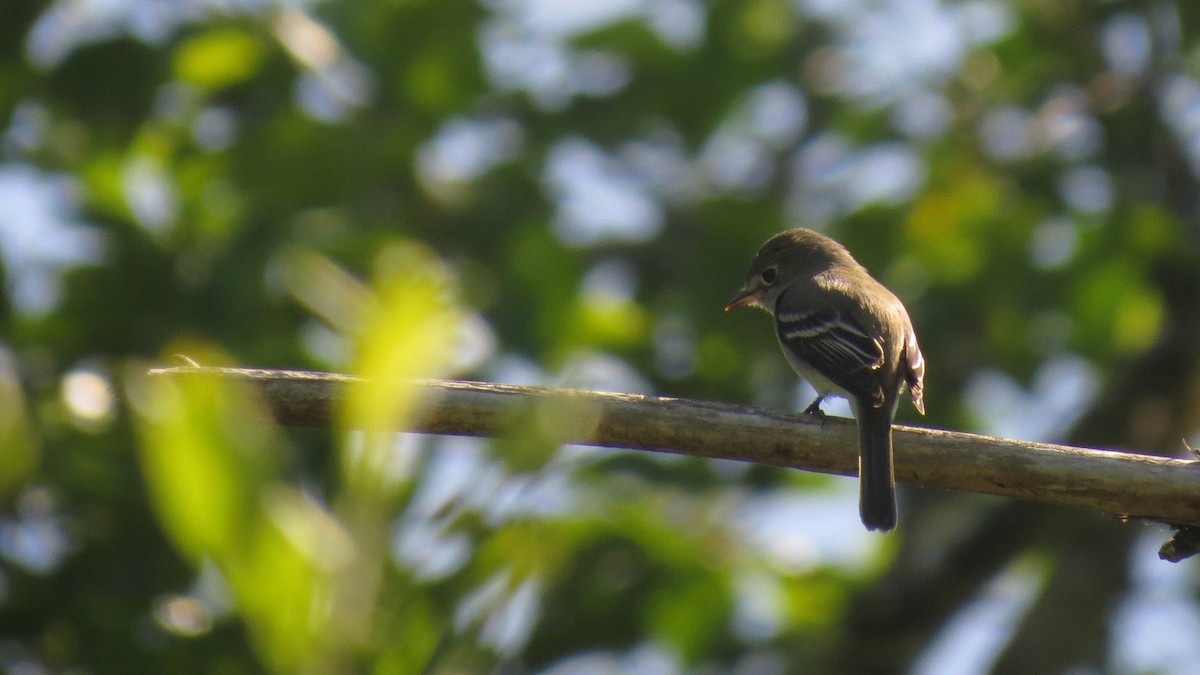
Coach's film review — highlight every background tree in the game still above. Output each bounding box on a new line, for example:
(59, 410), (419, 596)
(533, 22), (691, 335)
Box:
(1, 0), (1199, 672)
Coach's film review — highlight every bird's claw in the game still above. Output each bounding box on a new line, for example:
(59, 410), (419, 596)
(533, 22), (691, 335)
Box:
(802, 397), (827, 426)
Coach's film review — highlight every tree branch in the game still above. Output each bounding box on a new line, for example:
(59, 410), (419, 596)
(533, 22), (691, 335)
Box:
(148, 366), (1200, 532)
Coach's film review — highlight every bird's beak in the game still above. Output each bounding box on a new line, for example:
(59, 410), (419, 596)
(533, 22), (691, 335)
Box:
(724, 286), (760, 311)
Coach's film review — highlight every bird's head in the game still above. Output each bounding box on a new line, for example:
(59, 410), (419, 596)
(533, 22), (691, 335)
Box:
(725, 228), (855, 313)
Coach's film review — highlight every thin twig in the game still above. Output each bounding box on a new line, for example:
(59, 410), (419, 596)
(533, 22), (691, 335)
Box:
(148, 366), (1200, 531)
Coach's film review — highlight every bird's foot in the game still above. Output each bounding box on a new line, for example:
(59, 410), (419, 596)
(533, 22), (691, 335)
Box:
(802, 396), (827, 426)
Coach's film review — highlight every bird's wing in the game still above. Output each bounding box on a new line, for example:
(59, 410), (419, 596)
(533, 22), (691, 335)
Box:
(904, 330), (926, 414)
(775, 306), (886, 406)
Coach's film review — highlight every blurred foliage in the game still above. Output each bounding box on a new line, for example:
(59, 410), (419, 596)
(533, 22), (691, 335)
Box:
(2, 0), (1200, 673)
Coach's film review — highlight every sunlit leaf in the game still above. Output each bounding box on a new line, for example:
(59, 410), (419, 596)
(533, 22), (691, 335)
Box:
(903, 168), (1004, 282)
(779, 569), (847, 630)
(0, 351), (37, 496)
(370, 594), (442, 675)
(130, 351), (279, 560)
(130, 351), (355, 672)
(571, 295), (647, 347)
(338, 243), (463, 513)
(174, 28), (265, 90)
(343, 243), (461, 429)
(1072, 260), (1163, 353)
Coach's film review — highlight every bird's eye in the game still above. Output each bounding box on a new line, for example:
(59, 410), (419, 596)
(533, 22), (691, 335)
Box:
(761, 267), (778, 284)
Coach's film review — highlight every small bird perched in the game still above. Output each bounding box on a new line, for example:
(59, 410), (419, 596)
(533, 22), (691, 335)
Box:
(726, 228), (925, 531)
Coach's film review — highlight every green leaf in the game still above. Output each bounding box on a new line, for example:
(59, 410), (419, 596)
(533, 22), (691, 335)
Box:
(174, 28), (265, 90)
(131, 350), (280, 560)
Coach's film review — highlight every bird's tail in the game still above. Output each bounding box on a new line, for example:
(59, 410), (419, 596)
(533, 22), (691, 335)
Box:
(856, 403), (897, 532)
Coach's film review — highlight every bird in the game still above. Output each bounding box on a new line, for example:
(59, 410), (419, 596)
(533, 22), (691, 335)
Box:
(725, 228), (925, 531)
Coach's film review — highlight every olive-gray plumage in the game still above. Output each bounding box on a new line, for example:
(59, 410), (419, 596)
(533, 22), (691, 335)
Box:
(726, 228), (925, 531)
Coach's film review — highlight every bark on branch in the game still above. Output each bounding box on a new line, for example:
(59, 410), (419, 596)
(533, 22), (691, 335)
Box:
(148, 366), (1200, 532)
